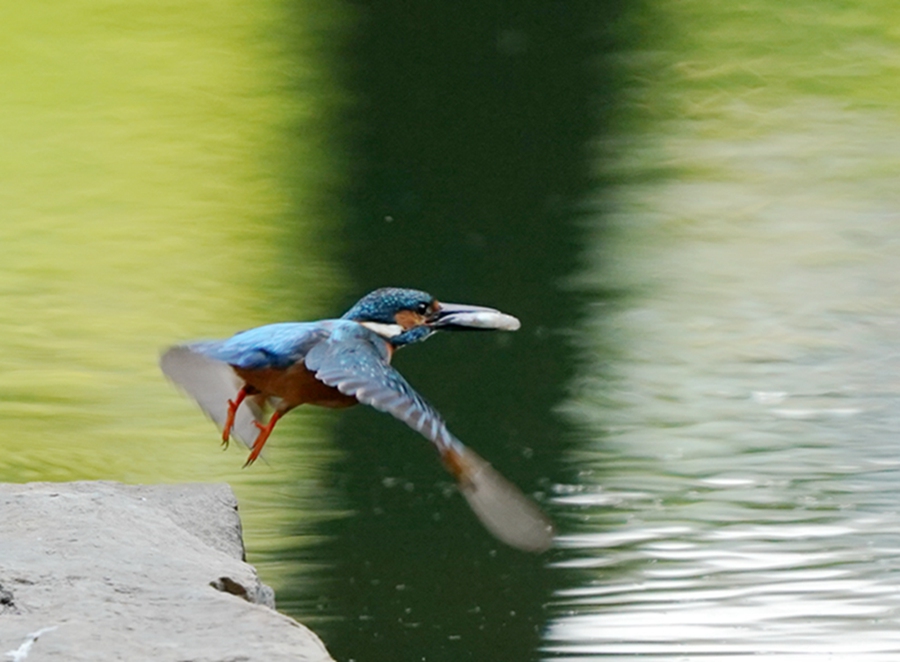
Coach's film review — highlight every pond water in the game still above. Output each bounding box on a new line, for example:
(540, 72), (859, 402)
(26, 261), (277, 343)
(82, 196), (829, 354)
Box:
(2, 1), (900, 661)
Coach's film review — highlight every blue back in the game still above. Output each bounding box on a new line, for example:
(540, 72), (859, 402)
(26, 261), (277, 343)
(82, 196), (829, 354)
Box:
(188, 321), (334, 370)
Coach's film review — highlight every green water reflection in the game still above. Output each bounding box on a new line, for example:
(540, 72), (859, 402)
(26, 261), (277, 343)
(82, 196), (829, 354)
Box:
(0, 2), (593, 660)
(0, 0), (349, 592)
(1, 2), (588, 660)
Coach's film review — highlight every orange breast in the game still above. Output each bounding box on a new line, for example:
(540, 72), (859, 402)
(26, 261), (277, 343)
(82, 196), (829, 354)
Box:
(233, 362), (358, 411)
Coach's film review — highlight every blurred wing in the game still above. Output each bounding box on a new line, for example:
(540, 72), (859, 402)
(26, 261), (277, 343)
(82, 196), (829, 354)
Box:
(160, 345), (263, 447)
(446, 445), (556, 553)
(304, 336), (555, 552)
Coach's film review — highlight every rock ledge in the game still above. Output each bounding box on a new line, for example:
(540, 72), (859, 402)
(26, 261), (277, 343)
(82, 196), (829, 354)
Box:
(0, 481), (334, 662)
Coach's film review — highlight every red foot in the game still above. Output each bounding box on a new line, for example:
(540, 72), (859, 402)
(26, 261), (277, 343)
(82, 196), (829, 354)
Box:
(244, 410), (282, 467)
(222, 386), (250, 447)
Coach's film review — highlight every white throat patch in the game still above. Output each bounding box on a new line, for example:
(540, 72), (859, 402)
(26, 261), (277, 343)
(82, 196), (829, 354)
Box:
(360, 321), (405, 339)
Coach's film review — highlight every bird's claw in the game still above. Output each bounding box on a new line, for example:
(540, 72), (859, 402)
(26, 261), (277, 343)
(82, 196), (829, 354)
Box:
(222, 387), (250, 449)
(243, 413), (282, 468)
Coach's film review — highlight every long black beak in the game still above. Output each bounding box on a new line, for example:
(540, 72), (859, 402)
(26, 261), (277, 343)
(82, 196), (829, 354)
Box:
(427, 302), (521, 331)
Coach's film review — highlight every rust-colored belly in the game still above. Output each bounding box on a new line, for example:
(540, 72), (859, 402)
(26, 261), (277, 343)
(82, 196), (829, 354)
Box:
(233, 362), (357, 411)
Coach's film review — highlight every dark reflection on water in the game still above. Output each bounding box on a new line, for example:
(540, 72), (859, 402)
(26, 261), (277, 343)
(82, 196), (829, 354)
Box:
(274, 1), (619, 661)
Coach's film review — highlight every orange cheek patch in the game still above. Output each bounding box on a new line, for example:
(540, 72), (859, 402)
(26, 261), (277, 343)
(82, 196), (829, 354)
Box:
(395, 310), (426, 330)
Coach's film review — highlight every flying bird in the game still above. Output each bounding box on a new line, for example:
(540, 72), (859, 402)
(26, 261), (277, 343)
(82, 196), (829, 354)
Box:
(160, 287), (554, 552)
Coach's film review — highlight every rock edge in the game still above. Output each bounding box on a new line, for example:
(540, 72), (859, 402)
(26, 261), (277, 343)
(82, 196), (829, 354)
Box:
(0, 481), (334, 662)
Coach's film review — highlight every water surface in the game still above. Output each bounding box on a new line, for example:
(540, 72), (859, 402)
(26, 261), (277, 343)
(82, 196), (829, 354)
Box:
(548, 1), (900, 659)
(2, 1), (900, 661)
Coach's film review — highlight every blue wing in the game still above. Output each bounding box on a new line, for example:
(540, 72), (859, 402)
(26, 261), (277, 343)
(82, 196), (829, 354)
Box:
(187, 322), (331, 370)
(304, 326), (555, 552)
(304, 325), (458, 454)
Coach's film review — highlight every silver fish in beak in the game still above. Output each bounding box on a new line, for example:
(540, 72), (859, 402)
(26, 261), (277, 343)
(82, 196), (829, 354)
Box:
(427, 302), (521, 332)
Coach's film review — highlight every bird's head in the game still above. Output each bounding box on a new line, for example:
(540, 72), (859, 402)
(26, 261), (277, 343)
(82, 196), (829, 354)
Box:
(342, 287), (521, 347)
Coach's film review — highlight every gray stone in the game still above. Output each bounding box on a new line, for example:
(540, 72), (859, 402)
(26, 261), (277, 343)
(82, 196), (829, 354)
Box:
(0, 481), (334, 662)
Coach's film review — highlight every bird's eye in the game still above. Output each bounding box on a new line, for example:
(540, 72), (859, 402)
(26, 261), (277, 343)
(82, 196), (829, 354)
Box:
(416, 302), (430, 315)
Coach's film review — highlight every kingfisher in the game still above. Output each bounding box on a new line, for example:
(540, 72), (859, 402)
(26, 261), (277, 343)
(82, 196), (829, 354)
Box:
(160, 287), (554, 552)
